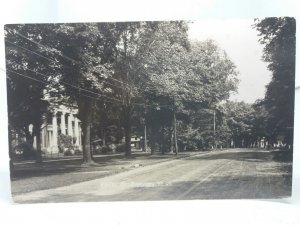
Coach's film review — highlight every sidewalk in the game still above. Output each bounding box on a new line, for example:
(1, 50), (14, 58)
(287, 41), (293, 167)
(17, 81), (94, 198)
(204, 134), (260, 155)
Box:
(14, 152), (124, 165)
(13, 148), (146, 165)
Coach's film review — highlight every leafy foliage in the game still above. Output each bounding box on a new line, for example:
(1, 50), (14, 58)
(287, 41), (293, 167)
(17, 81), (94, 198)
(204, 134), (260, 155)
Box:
(58, 134), (74, 152)
(8, 20), (279, 164)
(254, 17), (295, 145)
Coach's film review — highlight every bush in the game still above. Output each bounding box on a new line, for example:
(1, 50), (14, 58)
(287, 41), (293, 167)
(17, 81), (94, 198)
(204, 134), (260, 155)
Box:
(108, 143), (116, 152)
(101, 146), (112, 154)
(93, 146), (112, 154)
(74, 146), (82, 155)
(74, 150), (82, 155)
(93, 145), (101, 155)
(58, 134), (73, 153)
(116, 144), (126, 152)
(64, 149), (75, 156)
(16, 142), (36, 160)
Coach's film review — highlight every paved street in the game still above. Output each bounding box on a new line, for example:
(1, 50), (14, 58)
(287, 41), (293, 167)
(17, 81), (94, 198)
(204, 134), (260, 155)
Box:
(12, 148), (292, 203)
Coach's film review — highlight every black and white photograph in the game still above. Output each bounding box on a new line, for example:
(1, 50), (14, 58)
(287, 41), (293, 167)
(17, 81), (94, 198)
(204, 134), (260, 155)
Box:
(4, 18), (296, 203)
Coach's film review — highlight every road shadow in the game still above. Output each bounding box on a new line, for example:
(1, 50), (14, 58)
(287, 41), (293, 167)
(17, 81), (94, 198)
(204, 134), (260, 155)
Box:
(10, 154), (150, 180)
(184, 149), (293, 164)
(10, 151), (193, 180)
(13, 173), (292, 203)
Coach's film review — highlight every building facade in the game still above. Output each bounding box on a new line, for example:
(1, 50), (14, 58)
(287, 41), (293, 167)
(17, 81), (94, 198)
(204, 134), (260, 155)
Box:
(40, 104), (82, 154)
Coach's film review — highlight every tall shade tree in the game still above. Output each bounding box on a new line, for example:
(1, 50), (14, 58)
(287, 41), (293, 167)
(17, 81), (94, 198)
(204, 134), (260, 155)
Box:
(141, 37), (239, 151)
(136, 21), (191, 154)
(112, 21), (191, 155)
(51, 23), (118, 164)
(132, 21), (240, 152)
(7, 23), (120, 165)
(112, 22), (145, 156)
(254, 17), (296, 146)
(223, 101), (255, 148)
(4, 24), (61, 162)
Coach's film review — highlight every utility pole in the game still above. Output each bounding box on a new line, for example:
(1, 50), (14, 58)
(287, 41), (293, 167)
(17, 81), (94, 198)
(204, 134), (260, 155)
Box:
(173, 97), (178, 155)
(144, 123), (147, 152)
(143, 103), (147, 152)
(213, 109), (216, 149)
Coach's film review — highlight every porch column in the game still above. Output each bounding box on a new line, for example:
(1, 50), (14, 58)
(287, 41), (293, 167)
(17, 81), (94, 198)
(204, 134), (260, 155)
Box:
(61, 111), (66, 135)
(79, 123), (82, 149)
(67, 114), (73, 136)
(41, 127), (45, 148)
(52, 111), (58, 153)
(74, 117), (79, 146)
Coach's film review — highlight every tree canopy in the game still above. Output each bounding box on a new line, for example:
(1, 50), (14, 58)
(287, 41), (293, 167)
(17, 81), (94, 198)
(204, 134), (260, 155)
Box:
(253, 17), (295, 146)
(10, 20), (293, 165)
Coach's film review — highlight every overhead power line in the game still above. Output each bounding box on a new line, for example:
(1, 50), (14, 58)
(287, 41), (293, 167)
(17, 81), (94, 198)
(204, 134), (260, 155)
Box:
(5, 38), (131, 92)
(6, 38), (135, 92)
(2, 67), (174, 109)
(4, 67), (124, 104)
(5, 39), (60, 65)
(22, 66), (124, 103)
(4, 67), (49, 85)
(4, 28), (176, 109)
(5, 28), (134, 90)
(8, 28), (77, 64)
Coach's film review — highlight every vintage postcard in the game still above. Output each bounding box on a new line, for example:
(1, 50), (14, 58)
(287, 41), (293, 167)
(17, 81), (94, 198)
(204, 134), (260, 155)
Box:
(4, 18), (295, 203)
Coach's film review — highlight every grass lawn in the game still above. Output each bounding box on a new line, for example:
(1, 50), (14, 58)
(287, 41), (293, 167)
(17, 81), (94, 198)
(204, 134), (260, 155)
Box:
(10, 151), (191, 194)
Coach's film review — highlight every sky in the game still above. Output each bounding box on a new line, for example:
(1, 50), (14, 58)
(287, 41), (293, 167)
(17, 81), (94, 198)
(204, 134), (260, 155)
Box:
(188, 19), (272, 103)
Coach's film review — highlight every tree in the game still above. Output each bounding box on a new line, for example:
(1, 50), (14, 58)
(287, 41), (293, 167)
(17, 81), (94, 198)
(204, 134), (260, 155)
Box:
(251, 99), (271, 145)
(254, 17), (296, 147)
(136, 21), (191, 154)
(6, 23), (120, 165)
(5, 24), (57, 162)
(51, 23), (118, 164)
(111, 22), (146, 156)
(178, 40), (239, 149)
(112, 21), (192, 155)
(223, 101), (255, 148)
(136, 25), (239, 152)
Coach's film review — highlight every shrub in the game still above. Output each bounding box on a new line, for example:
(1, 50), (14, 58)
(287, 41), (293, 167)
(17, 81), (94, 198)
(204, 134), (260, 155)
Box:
(17, 142), (36, 160)
(101, 146), (112, 154)
(58, 134), (73, 152)
(64, 149), (75, 156)
(74, 146), (82, 155)
(93, 146), (112, 154)
(108, 143), (116, 152)
(93, 145), (102, 155)
(115, 144), (126, 152)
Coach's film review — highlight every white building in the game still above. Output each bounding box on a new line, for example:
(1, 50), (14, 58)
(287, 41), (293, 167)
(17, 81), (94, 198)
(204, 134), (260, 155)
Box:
(40, 104), (82, 154)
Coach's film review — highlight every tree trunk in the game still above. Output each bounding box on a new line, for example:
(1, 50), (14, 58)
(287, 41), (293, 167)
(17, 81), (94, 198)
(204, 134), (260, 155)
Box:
(8, 127), (14, 173)
(173, 110), (178, 155)
(161, 127), (165, 155)
(170, 128), (174, 153)
(101, 127), (106, 147)
(123, 105), (132, 157)
(80, 99), (95, 165)
(34, 123), (43, 163)
(150, 127), (155, 155)
(124, 122), (131, 156)
(24, 126), (34, 146)
(83, 121), (93, 163)
(82, 118), (94, 164)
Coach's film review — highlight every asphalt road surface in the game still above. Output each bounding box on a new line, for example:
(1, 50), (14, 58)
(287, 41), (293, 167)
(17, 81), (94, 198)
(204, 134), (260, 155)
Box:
(13, 148), (292, 203)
